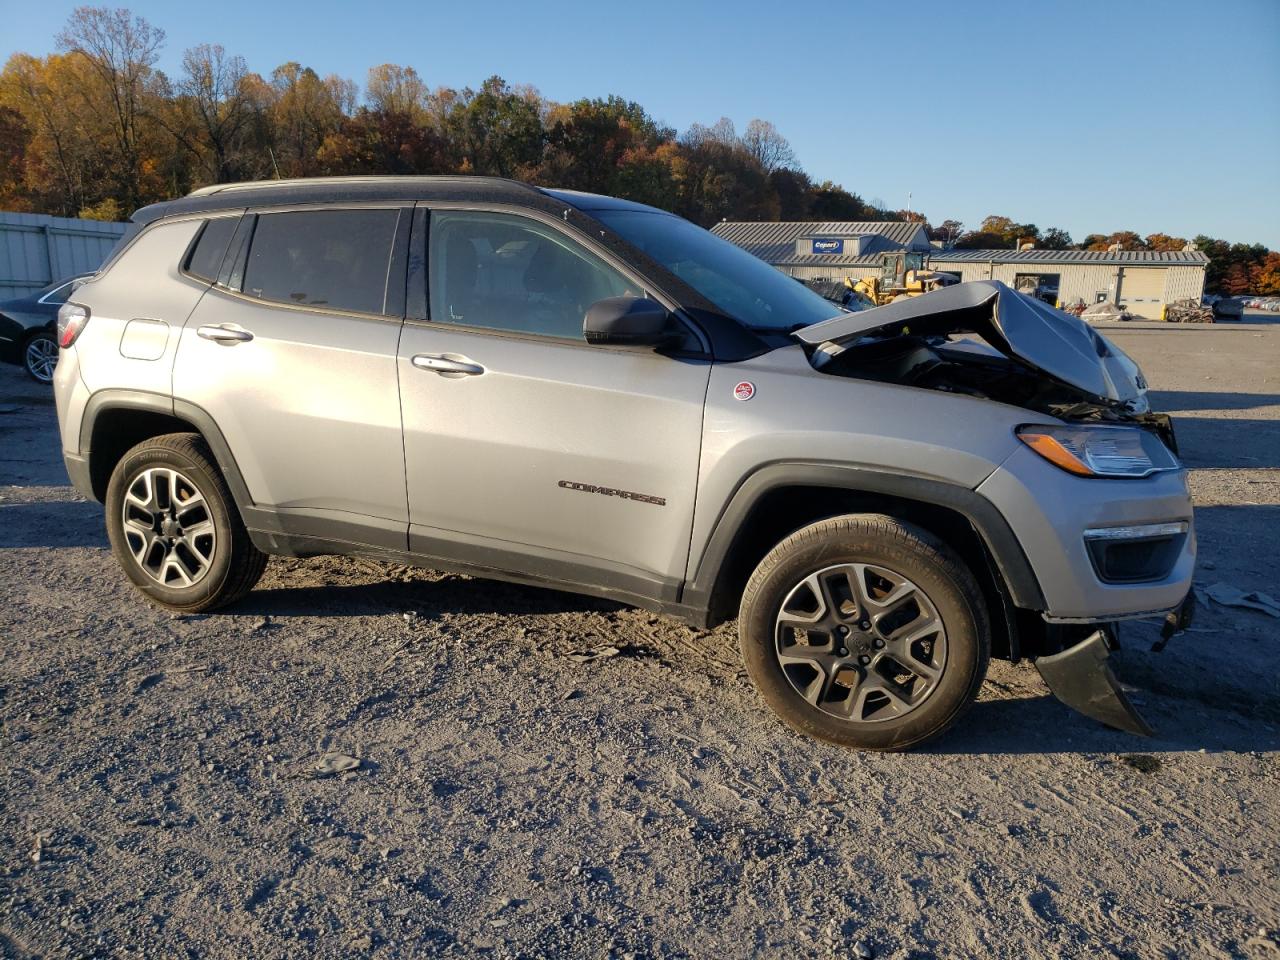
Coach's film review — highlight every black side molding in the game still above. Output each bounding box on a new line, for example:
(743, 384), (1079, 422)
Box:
(77, 389), (256, 512)
(684, 461), (1047, 615)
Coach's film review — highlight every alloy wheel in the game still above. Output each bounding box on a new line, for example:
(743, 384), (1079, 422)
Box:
(774, 562), (947, 723)
(120, 467), (217, 587)
(24, 335), (58, 383)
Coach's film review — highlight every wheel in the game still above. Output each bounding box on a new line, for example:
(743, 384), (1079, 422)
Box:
(23, 331), (58, 384)
(104, 433), (267, 611)
(739, 514), (989, 751)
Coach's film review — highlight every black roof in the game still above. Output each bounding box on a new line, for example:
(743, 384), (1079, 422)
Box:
(132, 176), (666, 225)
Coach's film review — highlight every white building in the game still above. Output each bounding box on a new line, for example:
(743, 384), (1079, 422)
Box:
(711, 220), (1209, 319)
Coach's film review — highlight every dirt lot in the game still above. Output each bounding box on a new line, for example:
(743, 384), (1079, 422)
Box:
(1, 325), (1277, 959)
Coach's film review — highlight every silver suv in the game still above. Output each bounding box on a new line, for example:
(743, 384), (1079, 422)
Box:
(53, 177), (1195, 750)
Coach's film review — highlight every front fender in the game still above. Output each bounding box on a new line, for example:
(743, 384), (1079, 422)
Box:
(681, 460), (1046, 617)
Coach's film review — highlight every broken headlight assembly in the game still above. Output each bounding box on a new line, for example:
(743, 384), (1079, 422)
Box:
(1016, 424), (1179, 479)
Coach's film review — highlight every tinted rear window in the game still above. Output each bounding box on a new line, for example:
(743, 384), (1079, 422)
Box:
(185, 217), (239, 283)
(241, 209), (400, 315)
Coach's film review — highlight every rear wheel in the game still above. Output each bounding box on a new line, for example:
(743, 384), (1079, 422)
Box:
(739, 514), (989, 751)
(23, 331), (58, 383)
(105, 433), (267, 611)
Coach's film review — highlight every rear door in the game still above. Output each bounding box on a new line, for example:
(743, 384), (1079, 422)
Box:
(397, 206), (710, 598)
(173, 205), (412, 548)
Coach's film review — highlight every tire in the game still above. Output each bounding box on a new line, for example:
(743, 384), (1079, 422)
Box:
(23, 331), (58, 384)
(104, 433), (267, 612)
(739, 514), (989, 751)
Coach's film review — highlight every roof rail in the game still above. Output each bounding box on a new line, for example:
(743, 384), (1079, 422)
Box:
(185, 175), (525, 198)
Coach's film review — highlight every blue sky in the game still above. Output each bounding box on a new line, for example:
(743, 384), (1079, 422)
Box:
(2, 0), (1278, 246)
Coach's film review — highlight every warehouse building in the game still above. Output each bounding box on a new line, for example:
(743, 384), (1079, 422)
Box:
(712, 220), (1209, 319)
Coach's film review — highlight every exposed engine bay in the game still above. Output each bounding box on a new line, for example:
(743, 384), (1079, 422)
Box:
(795, 280), (1180, 451)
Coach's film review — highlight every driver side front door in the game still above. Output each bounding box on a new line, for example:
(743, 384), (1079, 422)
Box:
(397, 207), (710, 600)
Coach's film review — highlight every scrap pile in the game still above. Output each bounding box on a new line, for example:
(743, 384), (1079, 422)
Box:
(1080, 301), (1132, 322)
(1164, 298), (1214, 323)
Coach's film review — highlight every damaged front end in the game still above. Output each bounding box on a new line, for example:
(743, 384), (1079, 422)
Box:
(795, 282), (1193, 736)
(795, 279), (1163, 430)
(1034, 627), (1153, 737)
(1034, 589), (1195, 737)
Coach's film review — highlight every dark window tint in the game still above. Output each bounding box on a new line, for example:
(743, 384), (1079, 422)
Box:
(185, 217), (239, 283)
(242, 209), (400, 315)
(592, 209), (842, 331)
(429, 211), (639, 339)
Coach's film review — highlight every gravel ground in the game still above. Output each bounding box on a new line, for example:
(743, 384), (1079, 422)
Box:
(1, 326), (1277, 960)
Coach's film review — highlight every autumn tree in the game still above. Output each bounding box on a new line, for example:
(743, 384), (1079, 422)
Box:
(1084, 230), (1146, 251)
(0, 105), (29, 209)
(56, 6), (166, 210)
(262, 63), (354, 177)
(366, 64), (430, 122)
(166, 44), (263, 185)
(740, 119), (797, 174)
(1040, 227), (1073, 249)
(928, 219), (963, 244)
(1144, 232), (1188, 252)
(1253, 252), (1280, 296)
(806, 180), (874, 221)
(445, 76), (543, 178)
(0, 52), (112, 215)
(540, 95), (672, 197)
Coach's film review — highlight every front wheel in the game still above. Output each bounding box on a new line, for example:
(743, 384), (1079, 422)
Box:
(739, 514), (989, 751)
(105, 433), (267, 611)
(23, 331), (58, 383)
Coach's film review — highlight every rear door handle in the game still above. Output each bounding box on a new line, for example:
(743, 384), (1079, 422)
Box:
(411, 354), (484, 376)
(197, 324), (254, 344)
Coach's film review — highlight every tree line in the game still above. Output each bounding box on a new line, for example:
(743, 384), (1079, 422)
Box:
(1, 6), (1274, 295)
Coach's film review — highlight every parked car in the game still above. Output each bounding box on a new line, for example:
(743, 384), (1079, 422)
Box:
(52, 177), (1194, 751)
(0, 274), (92, 383)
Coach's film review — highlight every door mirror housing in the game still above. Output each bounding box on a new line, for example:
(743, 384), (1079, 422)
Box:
(583, 296), (676, 346)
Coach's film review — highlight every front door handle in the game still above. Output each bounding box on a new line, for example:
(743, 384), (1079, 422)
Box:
(197, 324), (254, 344)
(411, 354), (484, 376)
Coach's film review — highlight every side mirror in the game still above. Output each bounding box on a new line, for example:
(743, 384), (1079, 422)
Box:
(583, 296), (676, 346)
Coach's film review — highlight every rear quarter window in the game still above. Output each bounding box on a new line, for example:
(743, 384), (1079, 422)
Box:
(241, 209), (400, 315)
(184, 216), (240, 283)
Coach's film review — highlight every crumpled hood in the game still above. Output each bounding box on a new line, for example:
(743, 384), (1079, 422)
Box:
(795, 280), (1147, 408)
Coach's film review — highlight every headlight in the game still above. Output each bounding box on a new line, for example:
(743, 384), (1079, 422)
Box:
(1016, 424), (1179, 478)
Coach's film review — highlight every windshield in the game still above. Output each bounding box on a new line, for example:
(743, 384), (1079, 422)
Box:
(592, 210), (842, 331)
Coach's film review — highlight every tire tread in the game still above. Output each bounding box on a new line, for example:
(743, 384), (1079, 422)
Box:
(106, 432), (267, 612)
(739, 513), (990, 751)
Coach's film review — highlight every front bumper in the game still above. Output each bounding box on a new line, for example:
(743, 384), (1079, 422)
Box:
(977, 444), (1195, 620)
(1033, 589), (1194, 736)
(1034, 627), (1151, 736)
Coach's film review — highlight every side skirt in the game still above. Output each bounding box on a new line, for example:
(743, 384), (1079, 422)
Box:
(243, 514), (705, 627)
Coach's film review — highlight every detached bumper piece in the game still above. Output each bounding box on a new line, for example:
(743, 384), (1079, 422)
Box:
(1034, 628), (1153, 737)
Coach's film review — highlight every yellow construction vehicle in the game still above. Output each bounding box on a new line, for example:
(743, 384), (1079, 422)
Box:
(847, 251), (959, 307)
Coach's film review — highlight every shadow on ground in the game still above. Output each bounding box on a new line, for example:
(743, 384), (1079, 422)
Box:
(231, 572), (623, 620)
(0, 500), (105, 548)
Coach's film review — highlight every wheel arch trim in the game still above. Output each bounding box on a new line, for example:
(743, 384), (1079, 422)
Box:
(685, 461), (1047, 614)
(77, 389), (254, 510)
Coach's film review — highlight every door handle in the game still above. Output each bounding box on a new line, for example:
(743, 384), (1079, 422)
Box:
(411, 354), (484, 376)
(197, 324), (254, 344)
